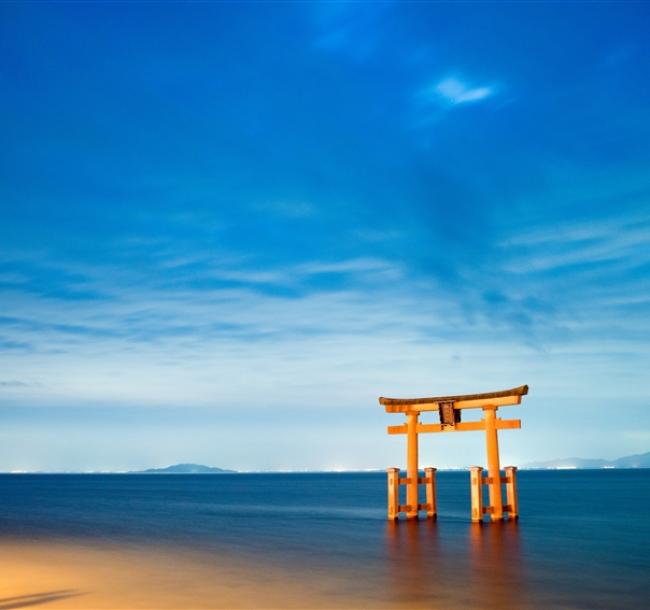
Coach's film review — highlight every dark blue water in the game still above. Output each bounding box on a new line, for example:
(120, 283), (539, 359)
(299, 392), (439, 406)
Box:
(1, 471), (648, 608)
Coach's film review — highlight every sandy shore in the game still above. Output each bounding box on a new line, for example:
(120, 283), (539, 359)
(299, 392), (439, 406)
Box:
(0, 538), (400, 609)
(1, 521), (536, 609)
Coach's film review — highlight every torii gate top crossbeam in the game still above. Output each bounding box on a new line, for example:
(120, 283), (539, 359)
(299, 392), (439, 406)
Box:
(379, 384), (528, 413)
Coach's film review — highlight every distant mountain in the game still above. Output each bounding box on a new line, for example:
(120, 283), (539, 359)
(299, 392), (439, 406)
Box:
(131, 463), (236, 474)
(522, 452), (650, 470)
(613, 453), (650, 468)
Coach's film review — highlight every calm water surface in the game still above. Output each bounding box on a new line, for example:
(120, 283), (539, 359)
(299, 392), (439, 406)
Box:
(1, 470), (648, 608)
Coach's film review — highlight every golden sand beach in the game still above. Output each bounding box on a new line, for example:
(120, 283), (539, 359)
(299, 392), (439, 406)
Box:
(1, 537), (437, 609)
(1, 539), (339, 609)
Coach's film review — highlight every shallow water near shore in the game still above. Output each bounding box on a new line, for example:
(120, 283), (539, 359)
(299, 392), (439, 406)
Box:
(1, 470), (648, 608)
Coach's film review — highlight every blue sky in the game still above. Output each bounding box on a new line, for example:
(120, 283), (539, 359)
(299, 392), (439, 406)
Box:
(1, 1), (649, 471)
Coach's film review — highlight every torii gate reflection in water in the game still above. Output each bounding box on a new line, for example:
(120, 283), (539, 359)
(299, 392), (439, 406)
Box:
(380, 385), (528, 522)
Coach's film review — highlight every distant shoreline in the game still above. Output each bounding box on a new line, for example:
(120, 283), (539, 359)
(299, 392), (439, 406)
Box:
(4, 467), (650, 475)
(4, 452), (648, 475)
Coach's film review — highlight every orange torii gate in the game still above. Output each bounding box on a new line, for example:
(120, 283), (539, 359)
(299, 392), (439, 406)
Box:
(379, 385), (528, 522)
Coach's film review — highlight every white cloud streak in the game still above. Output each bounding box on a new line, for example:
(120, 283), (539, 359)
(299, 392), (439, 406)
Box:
(433, 77), (494, 105)
(416, 75), (495, 110)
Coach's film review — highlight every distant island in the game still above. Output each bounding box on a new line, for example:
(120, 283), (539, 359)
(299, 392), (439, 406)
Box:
(521, 451), (650, 470)
(130, 463), (236, 474)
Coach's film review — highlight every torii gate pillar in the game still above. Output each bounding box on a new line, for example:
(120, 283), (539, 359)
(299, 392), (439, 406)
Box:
(484, 406), (503, 520)
(406, 412), (419, 519)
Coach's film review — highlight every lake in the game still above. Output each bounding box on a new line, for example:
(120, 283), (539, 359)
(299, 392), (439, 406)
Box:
(1, 470), (648, 608)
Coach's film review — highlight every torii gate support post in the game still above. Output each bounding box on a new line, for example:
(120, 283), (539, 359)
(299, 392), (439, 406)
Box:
(505, 466), (519, 518)
(424, 467), (437, 518)
(470, 466), (484, 522)
(484, 406), (503, 521)
(386, 424), (437, 520)
(406, 412), (419, 519)
(387, 467), (399, 520)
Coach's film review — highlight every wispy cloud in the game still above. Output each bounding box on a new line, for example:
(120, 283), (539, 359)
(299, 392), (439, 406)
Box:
(426, 77), (495, 105)
(409, 74), (498, 127)
(422, 76), (495, 106)
(0, 380), (40, 388)
(294, 258), (396, 277)
(500, 214), (650, 273)
(201, 257), (400, 287)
